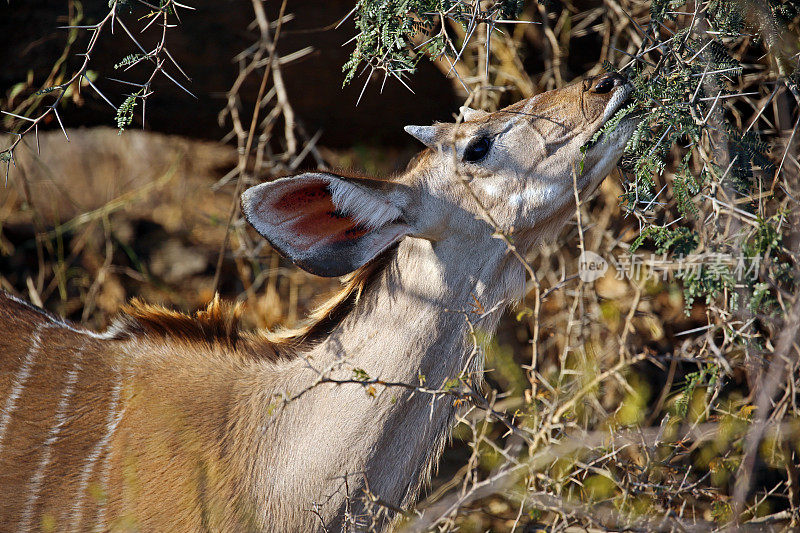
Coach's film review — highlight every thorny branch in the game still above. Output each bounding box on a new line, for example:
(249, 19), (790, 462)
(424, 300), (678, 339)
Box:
(1, 0), (194, 183)
(212, 0), (325, 294)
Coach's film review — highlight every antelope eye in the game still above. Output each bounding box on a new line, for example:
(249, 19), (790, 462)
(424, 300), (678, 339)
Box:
(463, 136), (492, 163)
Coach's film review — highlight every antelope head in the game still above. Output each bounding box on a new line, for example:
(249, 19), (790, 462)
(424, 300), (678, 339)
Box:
(241, 73), (636, 283)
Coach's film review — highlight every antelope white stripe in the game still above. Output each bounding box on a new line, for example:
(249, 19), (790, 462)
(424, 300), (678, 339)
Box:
(18, 346), (84, 532)
(0, 326), (43, 452)
(69, 373), (126, 531)
(509, 183), (559, 208)
(93, 369), (131, 531)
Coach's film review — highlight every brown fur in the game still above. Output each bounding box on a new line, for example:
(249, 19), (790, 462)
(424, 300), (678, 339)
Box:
(0, 294), (122, 531)
(112, 296), (243, 348)
(97, 245), (396, 357)
(0, 250), (394, 533)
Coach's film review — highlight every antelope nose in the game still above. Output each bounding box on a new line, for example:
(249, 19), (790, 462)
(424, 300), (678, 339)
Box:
(590, 73), (626, 94)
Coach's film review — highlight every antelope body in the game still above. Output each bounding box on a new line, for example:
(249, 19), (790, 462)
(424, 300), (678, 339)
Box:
(0, 73), (636, 532)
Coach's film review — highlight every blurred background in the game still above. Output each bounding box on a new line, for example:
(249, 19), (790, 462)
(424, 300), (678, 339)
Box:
(2, 0), (799, 530)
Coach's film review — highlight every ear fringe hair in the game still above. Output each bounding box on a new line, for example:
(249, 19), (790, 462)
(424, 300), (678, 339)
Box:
(327, 179), (402, 230)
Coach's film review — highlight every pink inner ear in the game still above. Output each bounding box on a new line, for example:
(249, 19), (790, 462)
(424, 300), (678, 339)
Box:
(272, 182), (369, 250)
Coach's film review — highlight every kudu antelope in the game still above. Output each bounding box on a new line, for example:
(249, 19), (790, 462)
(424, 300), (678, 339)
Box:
(0, 72), (636, 531)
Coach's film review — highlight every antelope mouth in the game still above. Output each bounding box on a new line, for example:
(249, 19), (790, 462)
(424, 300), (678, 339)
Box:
(602, 83), (635, 122)
(583, 83), (637, 151)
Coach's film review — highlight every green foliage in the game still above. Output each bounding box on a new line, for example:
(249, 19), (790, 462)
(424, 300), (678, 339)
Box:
(678, 259), (735, 310)
(613, 0), (795, 315)
(588, 102), (638, 148)
(115, 93), (138, 133)
(343, 0), (524, 87)
(343, 0), (445, 87)
(748, 282), (773, 314)
(630, 226), (697, 256)
(114, 54), (144, 70)
(740, 216), (794, 314)
(671, 164), (701, 216)
(674, 365), (718, 419)
(649, 0), (684, 25)
(706, 0), (745, 34)
(743, 216), (782, 258)
(352, 367), (371, 381)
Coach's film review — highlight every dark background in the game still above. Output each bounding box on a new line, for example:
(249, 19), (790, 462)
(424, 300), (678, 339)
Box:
(3, 1), (459, 147)
(1, 0), (605, 149)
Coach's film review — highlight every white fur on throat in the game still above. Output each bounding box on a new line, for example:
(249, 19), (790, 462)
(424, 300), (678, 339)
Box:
(327, 178), (402, 230)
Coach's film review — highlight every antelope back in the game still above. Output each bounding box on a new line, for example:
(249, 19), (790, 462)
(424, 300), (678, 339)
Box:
(0, 293), (123, 531)
(0, 293), (260, 531)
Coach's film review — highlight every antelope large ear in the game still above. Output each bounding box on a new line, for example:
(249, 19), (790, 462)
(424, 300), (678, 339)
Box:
(241, 172), (412, 277)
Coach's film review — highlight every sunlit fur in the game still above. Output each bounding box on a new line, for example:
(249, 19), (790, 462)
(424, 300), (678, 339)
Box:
(0, 75), (636, 532)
